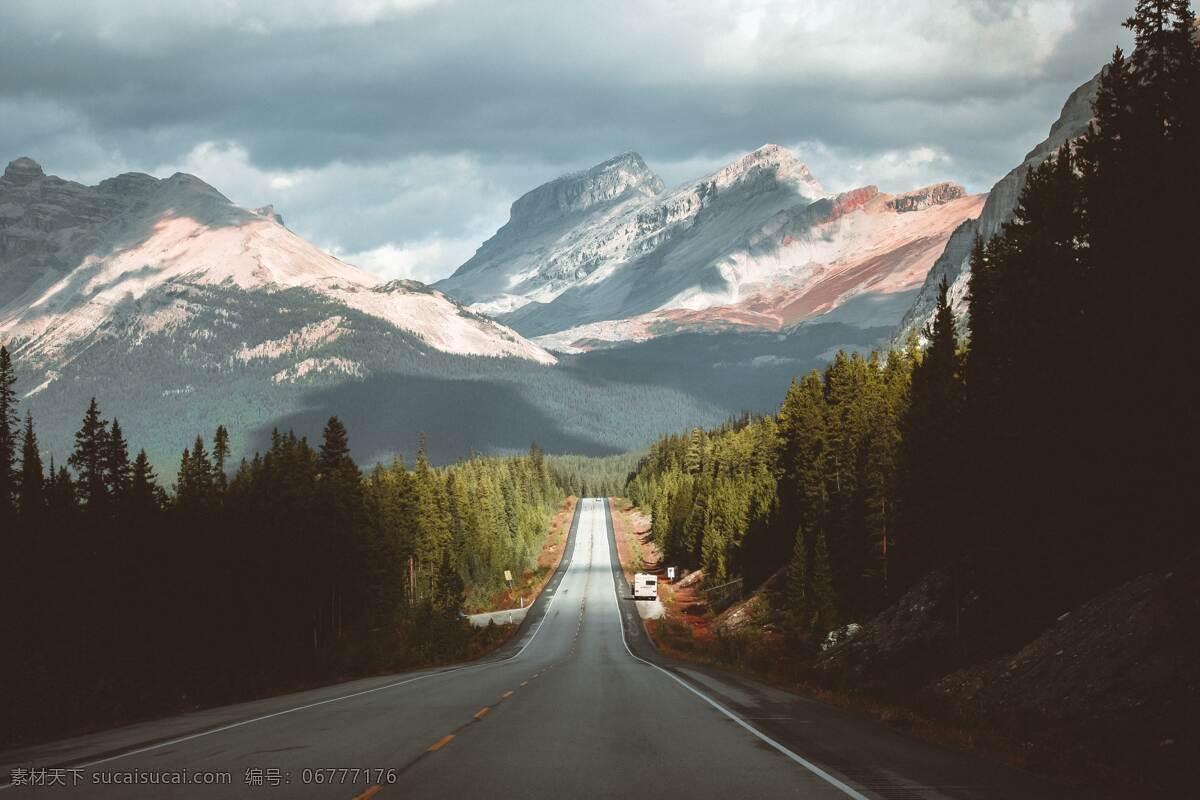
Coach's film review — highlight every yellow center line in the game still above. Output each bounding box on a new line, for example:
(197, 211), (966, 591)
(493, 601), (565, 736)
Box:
(351, 786), (383, 800)
(502, 690), (514, 698)
(520, 681), (528, 687)
(428, 734), (455, 751)
(474, 706), (491, 720)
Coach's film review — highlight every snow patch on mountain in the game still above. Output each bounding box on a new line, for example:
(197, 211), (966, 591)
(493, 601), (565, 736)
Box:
(272, 356), (364, 384)
(237, 316), (349, 362)
(437, 151), (667, 311)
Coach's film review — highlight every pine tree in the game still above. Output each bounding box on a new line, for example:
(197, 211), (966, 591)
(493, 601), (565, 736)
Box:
(128, 450), (164, 516)
(104, 418), (132, 502)
(529, 441), (545, 482)
(18, 413), (44, 519)
(69, 398), (110, 511)
(897, 278), (966, 588)
(0, 346), (17, 522)
(682, 473), (711, 566)
(176, 448), (191, 496)
(1075, 0), (1198, 570)
(212, 425), (230, 491)
(413, 433), (451, 600)
(809, 528), (838, 633)
(47, 462), (77, 522)
(435, 549), (465, 615)
(685, 428), (705, 475)
(786, 525), (809, 629)
(776, 371), (828, 574)
(650, 489), (670, 552)
(176, 436), (215, 511)
(317, 417), (357, 485)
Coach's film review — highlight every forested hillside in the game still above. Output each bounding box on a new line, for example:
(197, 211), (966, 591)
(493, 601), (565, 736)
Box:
(0, 362), (567, 744)
(626, 347), (911, 630)
(545, 452), (641, 499)
(627, 1), (1197, 648)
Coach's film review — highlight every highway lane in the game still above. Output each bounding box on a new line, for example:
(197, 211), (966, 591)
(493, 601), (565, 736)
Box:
(1, 498), (1076, 799)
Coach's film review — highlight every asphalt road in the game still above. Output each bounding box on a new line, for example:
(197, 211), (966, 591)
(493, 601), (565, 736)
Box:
(0, 498), (1077, 799)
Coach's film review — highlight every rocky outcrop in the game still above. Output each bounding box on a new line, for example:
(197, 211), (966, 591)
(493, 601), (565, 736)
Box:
(809, 566), (970, 695)
(2, 157), (44, 185)
(252, 204), (285, 227)
(807, 550), (1200, 794)
(1, 158), (170, 308)
(886, 182), (966, 213)
(508, 152), (663, 225)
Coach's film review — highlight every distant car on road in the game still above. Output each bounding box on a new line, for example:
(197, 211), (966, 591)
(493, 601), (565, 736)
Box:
(632, 573), (658, 601)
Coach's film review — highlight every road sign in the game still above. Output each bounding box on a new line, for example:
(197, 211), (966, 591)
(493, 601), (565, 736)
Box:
(667, 566), (676, 581)
(504, 570), (513, 582)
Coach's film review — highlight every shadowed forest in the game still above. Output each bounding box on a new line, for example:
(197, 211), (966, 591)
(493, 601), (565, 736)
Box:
(0, 367), (611, 744)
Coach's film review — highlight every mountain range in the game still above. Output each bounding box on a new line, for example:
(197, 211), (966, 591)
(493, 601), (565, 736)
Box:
(0, 64), (1101, 468)
(437, 144), (983, 352)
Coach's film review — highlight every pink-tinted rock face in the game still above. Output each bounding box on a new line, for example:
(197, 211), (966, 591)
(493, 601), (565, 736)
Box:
(529, 183), (986, 352)
(826, 186), (880, 221)
(684, 188), (985, 331)
(886, 182), (967, 213)
(0, 159), (556, 368)
(435, 143), (986, 350)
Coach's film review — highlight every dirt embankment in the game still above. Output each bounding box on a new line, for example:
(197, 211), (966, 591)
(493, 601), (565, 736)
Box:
(927, 552), (1200, 793)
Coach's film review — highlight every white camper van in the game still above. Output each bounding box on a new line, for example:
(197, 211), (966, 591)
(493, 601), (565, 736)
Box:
(633, 573), (658, 601)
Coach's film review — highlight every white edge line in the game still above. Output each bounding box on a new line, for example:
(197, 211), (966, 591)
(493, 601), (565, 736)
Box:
(0, 501), (581, 790)
(601, 498), (872, 800)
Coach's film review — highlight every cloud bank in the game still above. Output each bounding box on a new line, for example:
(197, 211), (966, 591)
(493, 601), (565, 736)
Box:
(0, 0), (1133, 281)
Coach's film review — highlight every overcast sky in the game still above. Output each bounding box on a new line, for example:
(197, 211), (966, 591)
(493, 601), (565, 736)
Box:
(1, 0), (1133, 283)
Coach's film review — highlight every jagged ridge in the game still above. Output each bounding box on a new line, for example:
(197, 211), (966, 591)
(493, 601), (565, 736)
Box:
(436, 144), (982, 350)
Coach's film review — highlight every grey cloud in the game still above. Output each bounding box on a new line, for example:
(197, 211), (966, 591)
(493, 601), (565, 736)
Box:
(0, 0), (1135, 282)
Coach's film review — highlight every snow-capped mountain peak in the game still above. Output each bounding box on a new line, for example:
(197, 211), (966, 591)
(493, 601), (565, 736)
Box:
(435, 144), (832, 320)
(706, 143), (825, 196)
(509, 151), (664, 225)
(436, 144), (980, 347)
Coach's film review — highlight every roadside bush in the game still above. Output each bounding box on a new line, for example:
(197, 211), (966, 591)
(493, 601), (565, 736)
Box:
(650, 616), (695, 654)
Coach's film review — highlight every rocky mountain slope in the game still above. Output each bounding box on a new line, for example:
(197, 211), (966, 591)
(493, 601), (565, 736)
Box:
(435, 151), (667, 316)
(0, 157), (554, 373)
(436, 145), (984, 352)
(893, 73), (1101, 343)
